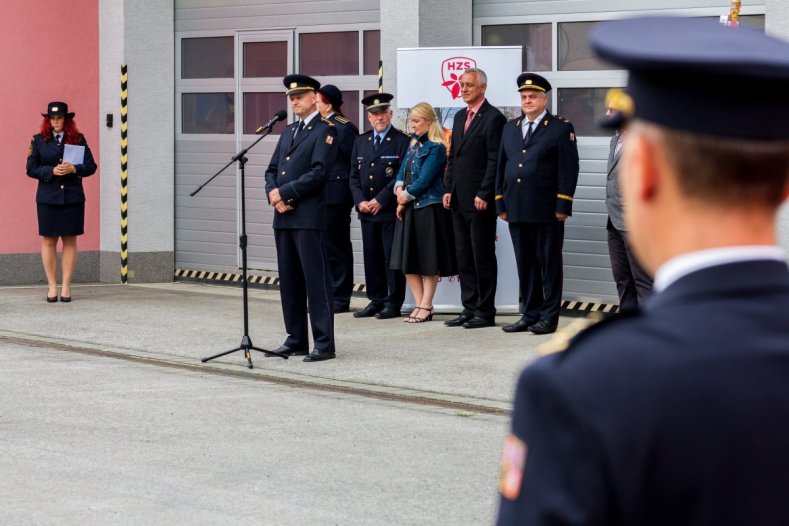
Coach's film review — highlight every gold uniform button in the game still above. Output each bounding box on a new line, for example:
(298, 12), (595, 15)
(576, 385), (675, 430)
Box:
(281, 171), (286, 175)
(370, 162), (375, 167)
(286, 156), (290, 161)
(516, 178), (522, 183)
(369, 187), (374, 191)
(337, 176), (341, 179)
(369, 175), (374, 180)
(60, 185), (65, 189)
(522, 149), (526, 154)
(518, 163), (523, 168)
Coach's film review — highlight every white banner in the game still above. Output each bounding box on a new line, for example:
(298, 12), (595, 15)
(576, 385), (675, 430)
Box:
(396, 46), (522, 109)
(396, 46), (524, 313)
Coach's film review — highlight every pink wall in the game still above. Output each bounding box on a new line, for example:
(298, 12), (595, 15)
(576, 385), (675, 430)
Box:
(0, 0), (99, 254)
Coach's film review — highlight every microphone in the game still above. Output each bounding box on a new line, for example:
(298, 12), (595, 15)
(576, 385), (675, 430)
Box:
(255, 110), (287, 134)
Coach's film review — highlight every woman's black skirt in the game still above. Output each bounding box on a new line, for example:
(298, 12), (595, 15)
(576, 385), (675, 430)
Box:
(392, 203), (457, 276)
(37, 202), (85, 237)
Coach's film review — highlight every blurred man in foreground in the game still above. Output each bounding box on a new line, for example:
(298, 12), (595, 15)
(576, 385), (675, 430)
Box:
(497, 17), (789, 525)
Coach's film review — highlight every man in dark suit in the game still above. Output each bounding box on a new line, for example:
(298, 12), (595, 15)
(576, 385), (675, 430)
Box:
(316, 84), (359, 313)
(349, 93), (410, 319)
(497, 17), (789, 525)
(443, 68), (506, 329)
(496, 73), (579, 335)
(264, 74), (339, 362)
(604, 90), (652, 311)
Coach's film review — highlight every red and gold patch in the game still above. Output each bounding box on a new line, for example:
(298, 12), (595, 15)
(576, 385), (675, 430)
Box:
(569, 132), (576, 142)
(325, 135), (334, 145)
(499, 433), (528, 500)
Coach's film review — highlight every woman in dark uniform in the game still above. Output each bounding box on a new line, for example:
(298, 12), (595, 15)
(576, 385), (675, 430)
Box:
(26, 102), (97, 302)
(316, 84), (359, 312)
(392, 102), (456, 323)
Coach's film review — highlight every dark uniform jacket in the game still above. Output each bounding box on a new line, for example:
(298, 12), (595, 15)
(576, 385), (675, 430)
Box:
(264, 116), (338, 230)
(497, 259), (789, 526)
(445, 100), (506, 211)
(26, 133), (97, 205)
(325, 113), (358, 206)
(349, 126), (410, 223)
(495, 112), (579, 222)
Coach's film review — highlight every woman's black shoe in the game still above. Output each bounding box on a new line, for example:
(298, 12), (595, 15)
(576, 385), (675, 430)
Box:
(46, 295), (58, 303)
(60, 296), (71, 303)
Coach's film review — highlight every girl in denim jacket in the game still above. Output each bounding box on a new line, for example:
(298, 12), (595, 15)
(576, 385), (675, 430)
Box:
(392, 102), (457, 322)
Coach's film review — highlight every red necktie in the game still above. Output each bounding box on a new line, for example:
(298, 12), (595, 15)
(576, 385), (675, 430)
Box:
(464, 110), (475, 133)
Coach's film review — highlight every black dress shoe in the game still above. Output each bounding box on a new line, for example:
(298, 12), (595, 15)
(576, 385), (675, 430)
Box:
(528, 320), (558, 335)
(333, 303), (350, 314)
(60, 296), (71, 303)
(375, 307), (402, 319)
(354, 303), (382, 318)
(502, 318), (538, 333)
(303, 349), (336, 362)
(462, 317), (495, 329)
(444, 314), (473, 327)
(46, 295), (58, 303)
(266, 345), (309, 357)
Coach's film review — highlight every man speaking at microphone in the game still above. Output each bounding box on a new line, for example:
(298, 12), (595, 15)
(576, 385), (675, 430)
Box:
(265, 74), (339, 362)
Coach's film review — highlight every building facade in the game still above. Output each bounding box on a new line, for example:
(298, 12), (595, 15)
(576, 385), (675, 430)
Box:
(2, 0), (785, 306)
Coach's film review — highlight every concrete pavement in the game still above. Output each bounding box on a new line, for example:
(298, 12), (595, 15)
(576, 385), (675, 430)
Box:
(0, 282), (576, 524)
(0, 342), (506, 525)
(0, 283), (567, 405)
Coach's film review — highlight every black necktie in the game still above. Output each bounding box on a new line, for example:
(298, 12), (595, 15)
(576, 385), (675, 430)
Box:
(374, 135), (381, 151)
(524, 121), (534, 143)
(55, 134), (62, 145)
(294, 120), (304, 138)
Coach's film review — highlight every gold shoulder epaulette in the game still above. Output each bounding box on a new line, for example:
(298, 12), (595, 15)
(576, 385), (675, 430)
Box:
(335, 115), (350, 124)
(321, 117), (335, 127)
(538, 313), (603, 356)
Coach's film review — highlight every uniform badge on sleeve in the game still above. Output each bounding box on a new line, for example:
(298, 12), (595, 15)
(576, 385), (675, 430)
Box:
(499, 433), (528, 500)
(570, 132), (576, 142)
(326, 135), (334, 145)
(27, 143), (33, 157)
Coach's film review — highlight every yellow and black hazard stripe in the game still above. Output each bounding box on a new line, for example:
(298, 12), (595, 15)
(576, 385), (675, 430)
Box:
(378, 60), (383, 93)
(174, 268), (620, 312)
(561, 300), (619, 314)
(174, 268), (368, 293)
(120, 64), (129, 284)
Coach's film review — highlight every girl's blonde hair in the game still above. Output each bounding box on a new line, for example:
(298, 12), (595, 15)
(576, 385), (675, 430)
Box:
(409, 102), (447, 148)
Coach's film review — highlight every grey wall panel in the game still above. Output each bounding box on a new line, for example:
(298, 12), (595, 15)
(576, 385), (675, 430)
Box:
(473, 0), (764, 18)
(175, 137), (238, 271)
(175, 0), (379, 31)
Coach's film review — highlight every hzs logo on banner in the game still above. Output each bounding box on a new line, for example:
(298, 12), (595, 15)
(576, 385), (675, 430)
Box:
(441, 57), (477, 99)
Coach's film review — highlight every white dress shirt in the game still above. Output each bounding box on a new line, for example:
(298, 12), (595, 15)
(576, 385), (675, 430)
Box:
(521, 109), (547, 139)
(653, 245), (787, 292)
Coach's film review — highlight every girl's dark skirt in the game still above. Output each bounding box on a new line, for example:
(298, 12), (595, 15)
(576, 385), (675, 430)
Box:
(392, 203), (457, 276)
(37, 202), (85, 237)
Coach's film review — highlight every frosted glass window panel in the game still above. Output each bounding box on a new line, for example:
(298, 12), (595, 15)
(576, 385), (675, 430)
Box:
(182, 37), (234, 79)
(182, 93), (234, 134)
(481, 24), (551, 72)
(364, 31), (381, 76)
(243, 93), (288, 135)
(300, 32), (359, 75)
(243, 41), (288, 78)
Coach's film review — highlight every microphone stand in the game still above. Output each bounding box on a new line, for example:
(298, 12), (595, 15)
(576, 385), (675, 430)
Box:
(191, 123), (287, 367)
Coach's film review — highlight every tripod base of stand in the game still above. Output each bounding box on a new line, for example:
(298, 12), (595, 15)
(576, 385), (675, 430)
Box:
(201, 335), (288, 368)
